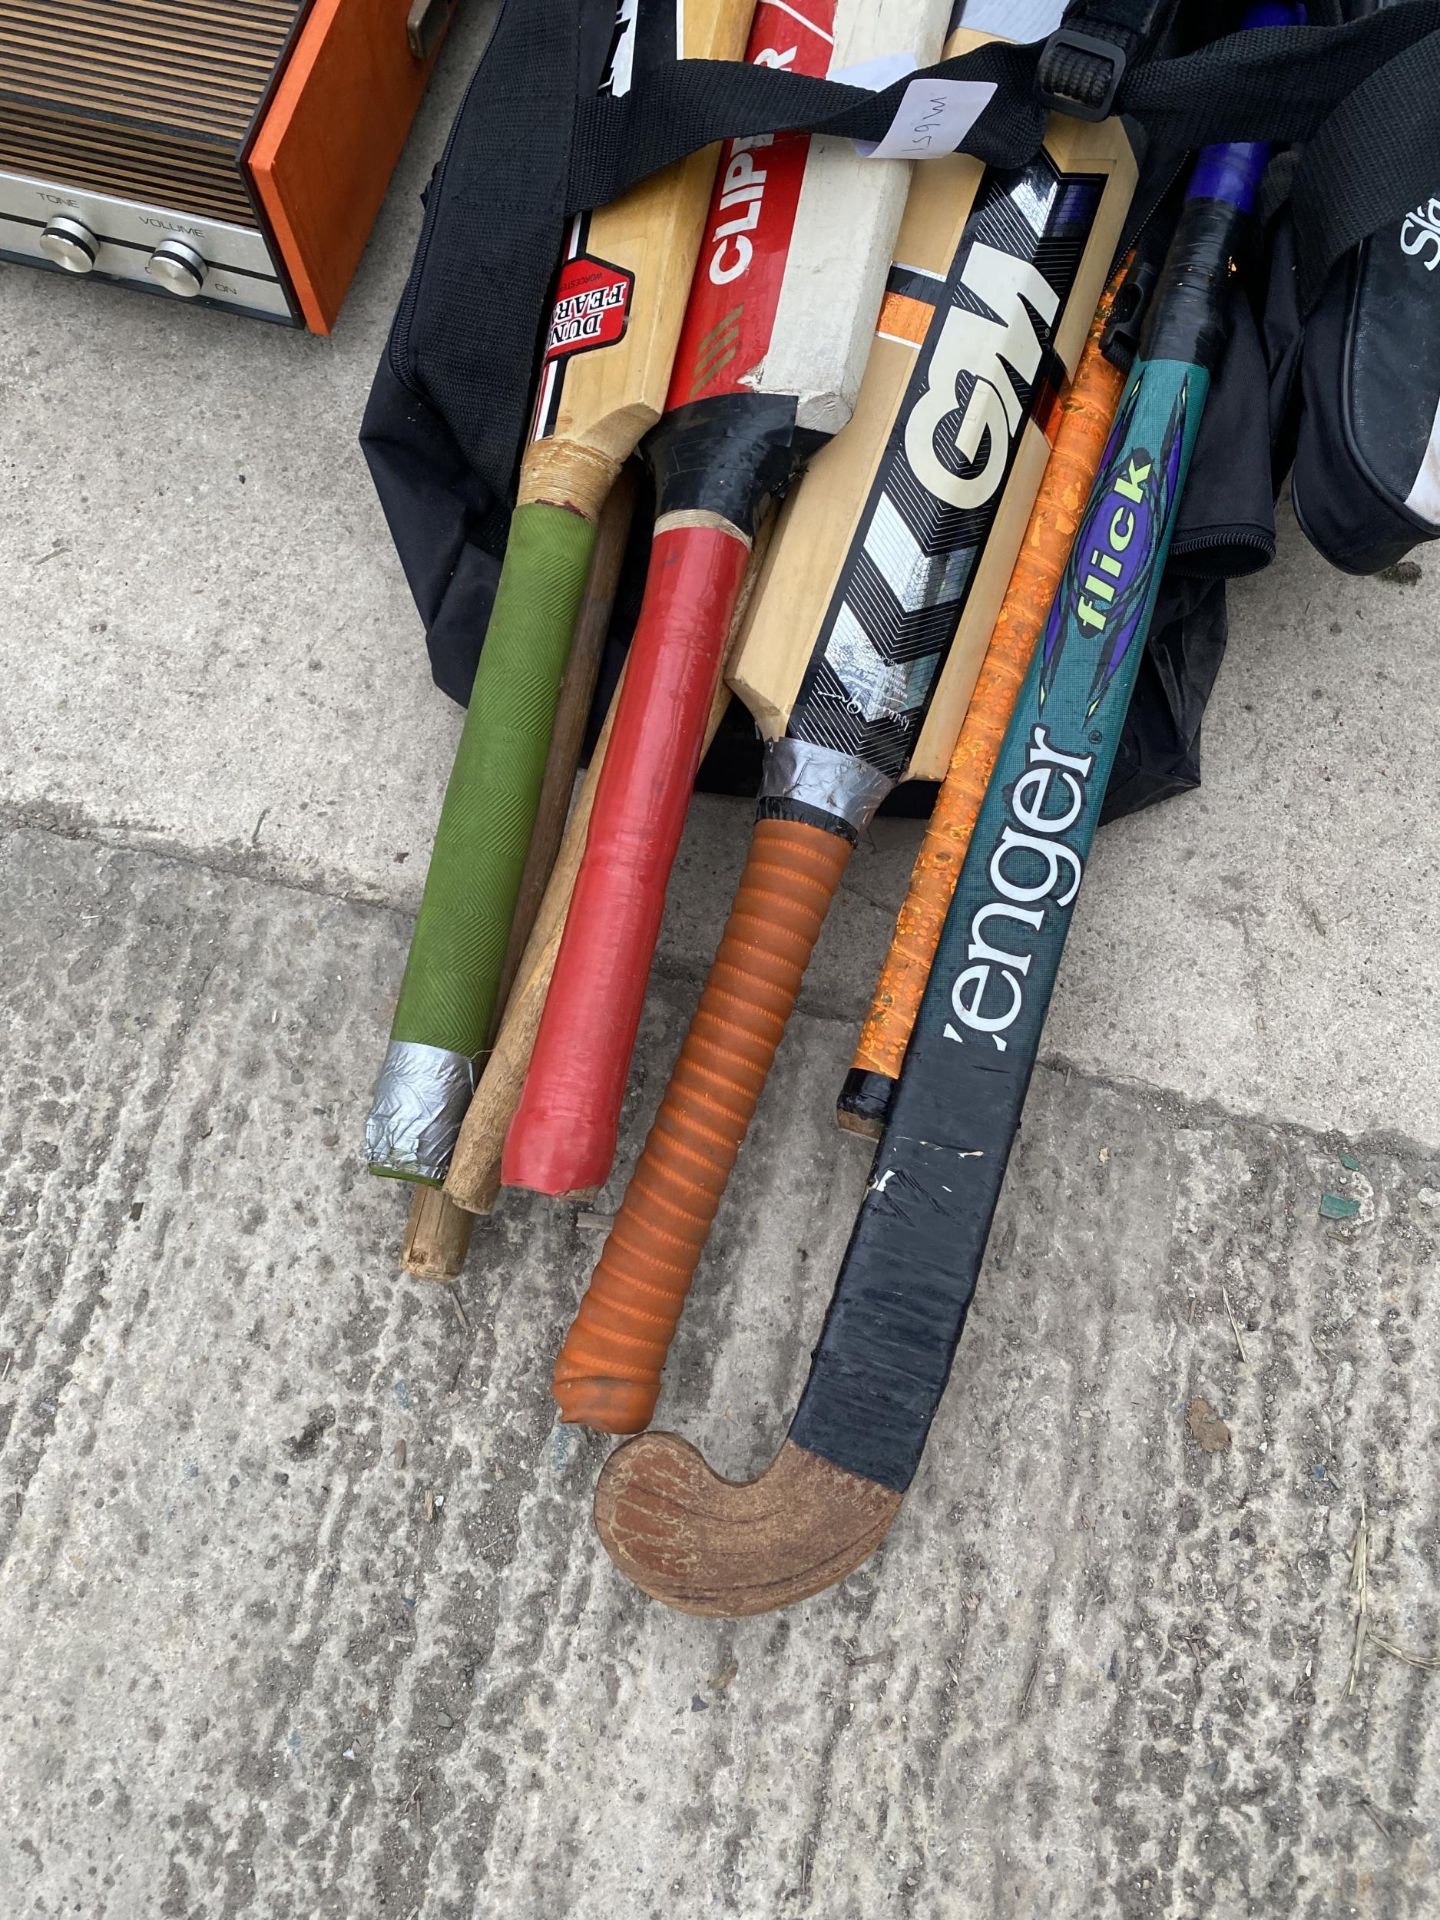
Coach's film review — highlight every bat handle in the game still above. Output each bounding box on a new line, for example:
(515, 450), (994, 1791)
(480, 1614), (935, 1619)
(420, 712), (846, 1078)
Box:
(552, 814), (853, 1433)
(501, 518), (751, 1198)
(366, 499), (598, 1182)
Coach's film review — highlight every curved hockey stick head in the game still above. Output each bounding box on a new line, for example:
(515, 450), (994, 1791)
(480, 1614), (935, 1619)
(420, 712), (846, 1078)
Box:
(594, 1434), (901, 1617)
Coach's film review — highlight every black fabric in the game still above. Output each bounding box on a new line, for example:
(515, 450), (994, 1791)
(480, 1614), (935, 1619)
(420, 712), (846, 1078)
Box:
(566, 10), (1440, 232)
(1101, 0), (1440, 818)
(1290, 17), (1440, 309)
(1256, 160), (1309, 484)
(1166, 266), (1278, 583)
(360, 0), (593, 704)
(1037, 2), (1178, 117)
(363, 361), (512, 708)
(1100, 269), (1276, 819)
(1102, 575), (1230, 820)
(1255, 2), (1440, 574)
(1290, 207), (1440, 571)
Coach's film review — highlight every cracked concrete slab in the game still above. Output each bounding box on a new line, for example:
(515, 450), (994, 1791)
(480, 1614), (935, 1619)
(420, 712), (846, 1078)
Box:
(1, 828), (1437, 1919)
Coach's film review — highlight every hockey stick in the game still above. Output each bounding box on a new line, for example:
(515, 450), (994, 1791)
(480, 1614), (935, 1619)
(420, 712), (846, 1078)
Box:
(501, 0), (956, 1200)
(552, 110), (1136, 1432)
(594, 34), (1291, 1610)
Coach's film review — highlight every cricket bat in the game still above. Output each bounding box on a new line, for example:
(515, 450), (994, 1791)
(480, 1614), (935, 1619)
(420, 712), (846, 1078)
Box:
(500, 0), (955, 1201)
(554, 96), (1137, 1434)
(442, 513), (779, 1219)
(365, 0), (756, 1185)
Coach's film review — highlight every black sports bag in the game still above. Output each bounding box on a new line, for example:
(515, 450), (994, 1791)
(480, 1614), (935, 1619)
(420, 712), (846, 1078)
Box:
(1104, 0), (1440, 818)
(1288, 189), (1440, 570)
(362, 0), (1440, 817)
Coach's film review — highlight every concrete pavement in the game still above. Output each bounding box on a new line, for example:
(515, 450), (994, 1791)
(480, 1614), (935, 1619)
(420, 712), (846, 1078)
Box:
(1, 9), (1438, 1913)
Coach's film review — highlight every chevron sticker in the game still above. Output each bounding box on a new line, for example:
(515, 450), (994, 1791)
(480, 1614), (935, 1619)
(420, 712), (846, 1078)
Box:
(786, 152), (1103, 781)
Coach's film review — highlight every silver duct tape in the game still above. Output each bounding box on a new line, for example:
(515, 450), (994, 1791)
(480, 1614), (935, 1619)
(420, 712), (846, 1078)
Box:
(365, 1041), (478, 1182)
(826, 604), (945, 723)
(759, 739), (895, 833)
(864, 492), (975, 615)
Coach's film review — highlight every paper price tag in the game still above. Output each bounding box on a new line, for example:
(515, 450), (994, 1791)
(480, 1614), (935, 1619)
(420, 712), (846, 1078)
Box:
(854, 76), (997, 162)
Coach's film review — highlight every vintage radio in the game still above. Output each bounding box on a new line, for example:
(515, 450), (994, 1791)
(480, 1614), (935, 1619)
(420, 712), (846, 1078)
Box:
(0, 0), (457, 330)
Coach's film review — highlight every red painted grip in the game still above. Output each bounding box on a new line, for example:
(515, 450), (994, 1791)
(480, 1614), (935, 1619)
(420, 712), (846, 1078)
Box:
(503, 521), (751, 1197)
(553, 815), (853, 1432)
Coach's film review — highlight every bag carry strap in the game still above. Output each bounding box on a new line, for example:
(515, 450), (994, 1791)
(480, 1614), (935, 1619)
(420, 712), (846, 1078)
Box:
(565, 4), (1440, 207)
(1038, 0), (1178, 119)
(1290, 21), (1440, 309)
(389, 0), (588, 513)
(564, 0), (1175, 208)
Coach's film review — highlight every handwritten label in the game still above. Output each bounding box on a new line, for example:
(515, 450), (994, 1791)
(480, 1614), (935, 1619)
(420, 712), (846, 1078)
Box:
(855, 77), (996, 163)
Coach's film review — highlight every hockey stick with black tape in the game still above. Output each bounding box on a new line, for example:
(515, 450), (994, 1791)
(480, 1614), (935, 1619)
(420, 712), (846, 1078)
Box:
(593, 11), (1294, 1610)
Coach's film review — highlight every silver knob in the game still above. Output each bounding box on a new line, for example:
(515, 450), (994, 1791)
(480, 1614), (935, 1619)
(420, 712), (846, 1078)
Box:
(39, 215), (99, 274)
(145, 237), (207, 299)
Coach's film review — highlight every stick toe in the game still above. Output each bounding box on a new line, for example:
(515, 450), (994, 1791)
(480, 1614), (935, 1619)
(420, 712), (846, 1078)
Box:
(594, 1433), (901, 1617)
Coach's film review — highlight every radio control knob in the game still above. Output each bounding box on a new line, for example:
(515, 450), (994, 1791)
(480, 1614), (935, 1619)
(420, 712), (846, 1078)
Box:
(145, 237), (207, 299)
(38, 215), (99, 274)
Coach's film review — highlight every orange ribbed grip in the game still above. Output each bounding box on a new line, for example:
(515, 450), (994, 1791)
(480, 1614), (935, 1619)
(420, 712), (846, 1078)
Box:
(848, 271), (1129, 1095)
(552, 815), (853, 1433)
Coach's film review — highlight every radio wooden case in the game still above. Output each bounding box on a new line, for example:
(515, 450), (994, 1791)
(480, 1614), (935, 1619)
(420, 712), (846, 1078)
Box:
(0, 0), (456, 330)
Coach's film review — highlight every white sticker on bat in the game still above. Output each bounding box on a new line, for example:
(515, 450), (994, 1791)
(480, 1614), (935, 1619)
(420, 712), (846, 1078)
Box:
(960, 0), (1065, 41)
(830, 51), (919, 93)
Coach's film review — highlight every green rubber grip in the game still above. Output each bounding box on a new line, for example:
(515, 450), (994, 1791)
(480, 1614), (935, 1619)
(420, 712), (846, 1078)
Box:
(390, 500), (598, 1059)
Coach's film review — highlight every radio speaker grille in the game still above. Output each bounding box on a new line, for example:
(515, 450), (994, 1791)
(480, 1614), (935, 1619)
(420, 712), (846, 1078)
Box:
(0, 0), (308, 227)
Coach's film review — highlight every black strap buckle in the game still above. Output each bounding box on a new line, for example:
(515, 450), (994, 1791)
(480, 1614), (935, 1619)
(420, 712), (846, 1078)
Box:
(1036, 27), (1129, 122)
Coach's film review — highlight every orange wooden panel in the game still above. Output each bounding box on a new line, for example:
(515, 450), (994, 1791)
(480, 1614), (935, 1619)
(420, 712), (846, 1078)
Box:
(248, 0), (447, 333)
